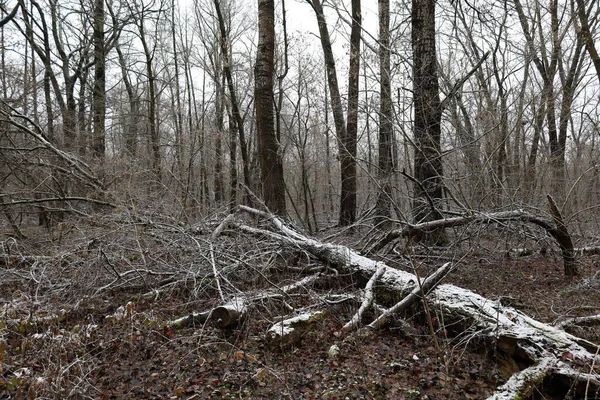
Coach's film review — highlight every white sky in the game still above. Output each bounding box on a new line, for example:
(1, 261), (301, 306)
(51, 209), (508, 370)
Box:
(285, 0), (380, 44)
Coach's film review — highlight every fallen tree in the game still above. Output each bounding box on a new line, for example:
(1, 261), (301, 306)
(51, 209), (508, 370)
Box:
(212, 206), (599, 399)
(364, 195), (579, 276)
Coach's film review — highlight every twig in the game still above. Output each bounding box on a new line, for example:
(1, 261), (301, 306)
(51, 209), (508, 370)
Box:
(209, 242), (225, 303)
(586, 344), (600, 399)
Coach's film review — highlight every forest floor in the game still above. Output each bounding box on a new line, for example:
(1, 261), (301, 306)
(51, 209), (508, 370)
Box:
(0, 212), (599, 399)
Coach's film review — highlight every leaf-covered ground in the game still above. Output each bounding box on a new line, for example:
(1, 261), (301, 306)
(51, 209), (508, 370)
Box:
(0, 213), (599, 399)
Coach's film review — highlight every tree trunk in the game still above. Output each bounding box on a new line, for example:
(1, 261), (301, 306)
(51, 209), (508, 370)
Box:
(138, 20), (161, 181)
(92, 0), (105, 160)
(576, 0), (600, 85)
(343, 0), (360, 225)
(214, 74), (225, 204)
(411, 0), (445, 243)
(228, 110), (238, 212)
(375, 0), (393, 223)
(255, 0), (287, 215)
(113, 35), (138, 157)
(307, 0), (355, 226)
(171, 0), (184, 183)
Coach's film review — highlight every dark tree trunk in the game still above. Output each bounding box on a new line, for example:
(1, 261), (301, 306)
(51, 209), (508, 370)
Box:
(307, 0), (356, 226)
(375, 0), (394, 223)
(411, 0), (445, 243)
(138, 21), (161, 181)
(92, 0), (105, 160)
(343, 0), (360, 226)
(576, 0), (600, 85)
(255, 0), (286, 215)
(214, 74), (225, 204)
(229, 110), (238, 212)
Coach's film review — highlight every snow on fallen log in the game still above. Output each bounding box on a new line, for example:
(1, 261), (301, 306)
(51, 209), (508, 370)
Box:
(556, 313), (600, 329)
(169, 274), (324, 329)
(364, 196), (580, 276)
(343, 264), (386, 331)
(211, 297), (247, 328)
(368, 262), (452, 330)
(485, 357), (557, 400)
(169, 297), (247, 329)
(219, 206), (600, 392)
(266, 311), (324, 349)
(168, 311), (211, 329)
(486, 357), (600, 399)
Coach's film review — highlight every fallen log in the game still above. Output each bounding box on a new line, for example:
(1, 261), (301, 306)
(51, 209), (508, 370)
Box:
(219, 206), (600, 396)
(556, 313), (600, 329)
(168, 274), (324, 329)
(576, 246), (600, 255)
(168, 311), (211, 329)
(167, 297), (248, 329)
(364, 197), (579, 276)
(266, 310), (324, 349)
(486, 356), (600, 400)
(211, 297), (247, 328)
(368, 262), (452, 329)
(343, 264), (385, 331)
(485, 357), (556, 400)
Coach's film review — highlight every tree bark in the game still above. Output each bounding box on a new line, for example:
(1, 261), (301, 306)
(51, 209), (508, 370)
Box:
(343, 0), (360, 225)
(254, 0), (287, 215)
(92, 0), (105, 160)
(376, 0), (394, 223)
(411, 0), (445, 243)
(307, 0), (356, 226)
(576, 0), (600, 85)
(134, 5), (162, 182)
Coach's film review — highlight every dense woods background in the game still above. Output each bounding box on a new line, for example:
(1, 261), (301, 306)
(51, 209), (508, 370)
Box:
(1, 0), (599, 234)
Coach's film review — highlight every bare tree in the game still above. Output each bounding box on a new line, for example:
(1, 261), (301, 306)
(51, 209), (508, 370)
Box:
(255, 0), (286, 215)
(91, 0), (106, 160)
(375, 0), (393, 223)
(128, 0), (166, 181)
(411, 0), (445, 243)
(213, 0), (252, 208)
(344, 0), (360, 225)
(514, 0), (586, 203)
(306, 0), (357, 226)
(575, 0), (600, 85)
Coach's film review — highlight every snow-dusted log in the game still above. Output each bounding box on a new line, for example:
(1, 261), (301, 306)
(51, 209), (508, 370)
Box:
(577, 246), (600, 255)
(556, 313), (600, 329)
(218, 206), (600, 389)
(211, 297), (247, 328)
(168, 311), (211, 329)
(266, 311), (324, 349)
(343, 265), (386, 331)
(368, 262), (452, 330)
(485, 357), (556, 400)
(169, 274), (323, 329)
(363, 201), (579, 275)
(486, 357), (600, 400)
(168, 297), (247, 329)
